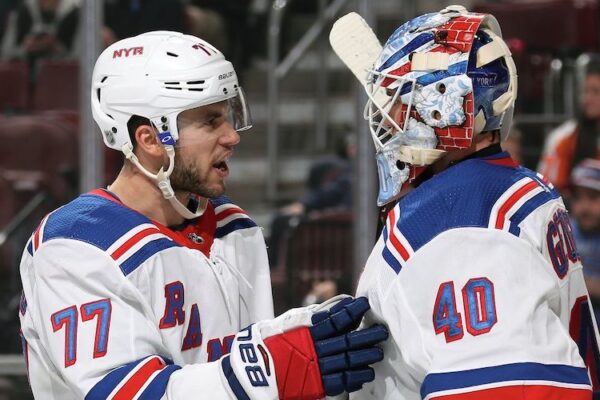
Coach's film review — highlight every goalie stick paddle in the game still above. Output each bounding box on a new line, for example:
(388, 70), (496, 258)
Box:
(329, 12), (387, 105)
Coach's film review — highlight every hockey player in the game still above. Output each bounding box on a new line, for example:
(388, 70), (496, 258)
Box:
(19, 31), (387, 399)
(333, 5), (600, 400)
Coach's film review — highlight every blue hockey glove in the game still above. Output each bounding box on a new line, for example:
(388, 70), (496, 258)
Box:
(221, 295), (388, 400)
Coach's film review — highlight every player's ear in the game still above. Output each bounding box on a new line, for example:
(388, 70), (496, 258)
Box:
(134, 124), (163, 157)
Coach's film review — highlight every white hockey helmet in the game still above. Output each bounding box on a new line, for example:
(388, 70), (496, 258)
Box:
(91, 31), (251, 218)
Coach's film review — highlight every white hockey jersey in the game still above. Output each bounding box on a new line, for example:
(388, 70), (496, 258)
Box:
(355, 152), (600, 400)
(19, 189), (273, 399)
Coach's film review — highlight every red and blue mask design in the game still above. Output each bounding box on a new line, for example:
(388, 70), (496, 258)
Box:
(365, 6), (516, 205)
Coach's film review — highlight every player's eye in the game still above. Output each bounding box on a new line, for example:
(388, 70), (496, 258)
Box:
(201, 115), (219, 127)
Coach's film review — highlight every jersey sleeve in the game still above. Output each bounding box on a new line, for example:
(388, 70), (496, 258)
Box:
(20, 239), (239, 399)
(565, 261), (600, 393)
(521, 198), (600, 392)
(549, 220), (600, 393)
(357, 228), (593, 400)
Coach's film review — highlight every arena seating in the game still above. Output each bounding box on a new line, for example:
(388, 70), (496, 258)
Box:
(0, 61), (29, 113)
(32, 60), (79, 112)
(0, 115), (78, 200)
(0, 173), (17, 230)
(272, 210), (354, 312)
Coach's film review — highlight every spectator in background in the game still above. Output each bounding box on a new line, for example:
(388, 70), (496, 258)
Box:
(280, 134), (356, 217)
(103, 0), (185, 44)
(0, 0), (19, 45)
(1, 0), (80, 62)
(302, 280), (338, 306)
(277, 156), (350, 217)
(539, 58), (600, 194)
(267, 134), (356, 268)
(569, 159), (600, 322)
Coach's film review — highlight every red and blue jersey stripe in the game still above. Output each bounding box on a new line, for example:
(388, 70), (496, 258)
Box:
(85, 355), (180, 400)
(379, 153), (558, 274)
(32, 191), (180, 276)
(211, 196), (257, 238)
(421, 362), (592, 400)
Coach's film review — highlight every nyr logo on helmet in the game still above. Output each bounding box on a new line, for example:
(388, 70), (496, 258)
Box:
(113, 46), (144, 58)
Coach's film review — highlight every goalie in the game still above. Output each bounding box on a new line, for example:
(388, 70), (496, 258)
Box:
(330, 5), (600, 400)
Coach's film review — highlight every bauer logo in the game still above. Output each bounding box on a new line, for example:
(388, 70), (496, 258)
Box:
(219, 71), (235, 80)
(112, 46), (144, 58)
(236, 326), (270, 387)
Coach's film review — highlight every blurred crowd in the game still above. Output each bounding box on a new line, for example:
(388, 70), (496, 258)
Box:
(0, 0), (266, 75)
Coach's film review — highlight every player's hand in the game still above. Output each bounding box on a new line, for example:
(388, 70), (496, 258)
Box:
(221, 296), (388, 400)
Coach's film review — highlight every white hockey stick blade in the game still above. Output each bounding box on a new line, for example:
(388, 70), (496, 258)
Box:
(329, 12), (386, 104)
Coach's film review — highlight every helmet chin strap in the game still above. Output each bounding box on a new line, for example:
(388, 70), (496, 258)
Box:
(122, 144), (207, 220)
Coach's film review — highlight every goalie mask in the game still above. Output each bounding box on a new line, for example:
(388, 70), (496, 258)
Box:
(366, 5), (517, 205)
(91, 31), (251, 219)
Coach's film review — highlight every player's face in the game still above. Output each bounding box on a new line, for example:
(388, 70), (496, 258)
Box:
(384, 88), (408, 136)
(582, 74), (600, 120)
(171, 102), (240, 198)
(571, 187), (600, 234)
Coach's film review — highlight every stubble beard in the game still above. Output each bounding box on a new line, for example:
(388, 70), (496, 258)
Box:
(169, 157), (225, 199)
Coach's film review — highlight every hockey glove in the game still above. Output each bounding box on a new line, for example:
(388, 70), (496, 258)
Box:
(220, 295), (387, 400)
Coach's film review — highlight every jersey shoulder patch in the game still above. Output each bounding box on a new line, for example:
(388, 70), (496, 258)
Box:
(33, 192), (180, 275)
(209, 195), (257, 238)
(381, 153), (560, 273)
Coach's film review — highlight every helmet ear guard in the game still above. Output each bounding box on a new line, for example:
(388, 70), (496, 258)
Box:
(91, 78), (130, 151)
